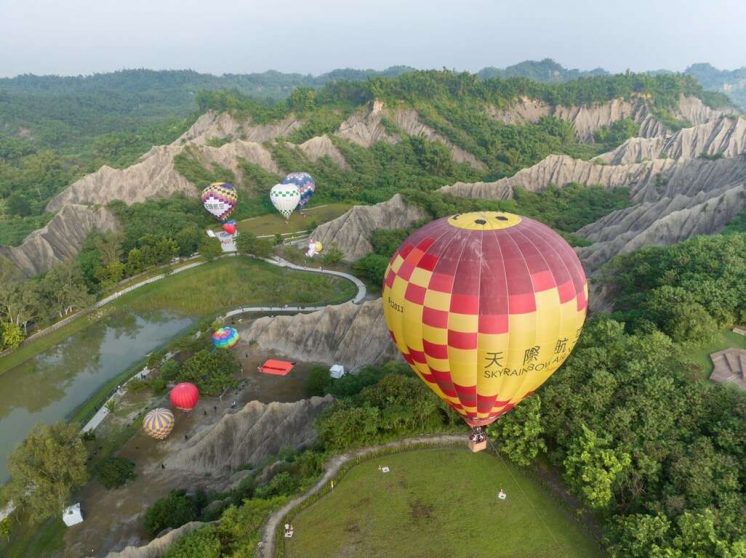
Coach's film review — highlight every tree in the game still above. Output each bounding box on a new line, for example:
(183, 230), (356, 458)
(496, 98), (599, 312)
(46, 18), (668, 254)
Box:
(321, 242), (344, 265)
(1, 322), (25, 350)
(174, 225), (202, 257)
(7, 422), (88, 524)
(563, 424), (631, 509)
(96, 456), (136, 489)
(487, 395), (547, 466)
(198, 236), (223, 261)
(235, 232), (273, 258)
(163, 526), (221, 558)
(352, 254), (389, 285)
(38, 260), (94, 319)
(5, 193), (32, 216)
(144, 490), (199, 537)
(305, 366), (331, 397)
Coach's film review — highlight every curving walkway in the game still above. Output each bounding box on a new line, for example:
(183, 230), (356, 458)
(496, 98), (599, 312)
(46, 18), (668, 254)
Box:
(260, 435), (464, 558)
(221, 256), (366, 319)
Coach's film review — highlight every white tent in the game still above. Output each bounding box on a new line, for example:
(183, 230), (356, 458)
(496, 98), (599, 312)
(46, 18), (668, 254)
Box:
(329, 364), (345, 379)
(62, 503), (84, 527)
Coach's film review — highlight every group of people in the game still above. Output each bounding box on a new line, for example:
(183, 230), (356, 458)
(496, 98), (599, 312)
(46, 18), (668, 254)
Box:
(469, 426), (486, 443)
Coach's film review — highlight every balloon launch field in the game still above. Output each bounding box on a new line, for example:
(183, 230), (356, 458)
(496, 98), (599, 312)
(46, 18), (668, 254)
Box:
(285, 448), (601, 558)
(235, 202), (352, 237)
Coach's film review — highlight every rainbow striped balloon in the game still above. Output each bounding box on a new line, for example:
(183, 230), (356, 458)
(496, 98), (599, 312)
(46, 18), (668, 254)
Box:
(212, 326), (240, 349)
(143, 408), (175, 440)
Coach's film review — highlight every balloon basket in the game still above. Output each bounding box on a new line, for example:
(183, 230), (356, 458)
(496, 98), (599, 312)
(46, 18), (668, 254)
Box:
(469, 439), (487, 452)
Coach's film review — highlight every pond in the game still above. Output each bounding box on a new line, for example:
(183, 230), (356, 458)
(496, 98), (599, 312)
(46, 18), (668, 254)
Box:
(0, 310), (193, 482)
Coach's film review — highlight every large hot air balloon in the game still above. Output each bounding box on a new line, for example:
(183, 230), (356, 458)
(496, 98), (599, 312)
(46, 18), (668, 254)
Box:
(169, 382), (200, 411)
(281, 172), (315, 210)
(382, 211), (587, 434)
(201, 182), (238, 221)
(143, 408), (175, 440)
(270, 183), (301, 219)
(212, 327), (239, 349)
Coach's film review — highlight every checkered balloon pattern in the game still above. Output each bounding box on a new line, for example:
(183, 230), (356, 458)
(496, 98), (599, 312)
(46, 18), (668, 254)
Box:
(382, 211), (588, 428)
(281, 172), (315, 209)
(270, 183), (301, 219)
(201, 182), (238, 221)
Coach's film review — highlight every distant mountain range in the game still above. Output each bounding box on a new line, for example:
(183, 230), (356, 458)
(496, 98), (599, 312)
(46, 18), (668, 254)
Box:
(2, 59), (745, 108)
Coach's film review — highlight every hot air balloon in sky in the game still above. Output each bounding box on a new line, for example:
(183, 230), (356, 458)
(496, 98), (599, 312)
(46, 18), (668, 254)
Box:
(169, 382), (200, 411)
(281, 172), (315, 210)
(201, 182), (238, 221)
(212, 327), (239, 349)
(270, 183), (301, 219)
(382, 211), (587, 436)
(143, 408), (175, 440)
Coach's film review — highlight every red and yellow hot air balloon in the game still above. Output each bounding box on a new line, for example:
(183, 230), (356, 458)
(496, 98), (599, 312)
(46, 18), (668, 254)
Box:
(169, 382), (200, 411)
(382, 211), (587, 433)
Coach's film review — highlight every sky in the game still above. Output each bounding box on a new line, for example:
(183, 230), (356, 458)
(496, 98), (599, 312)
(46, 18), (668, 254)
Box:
(0, 0), (745, 78)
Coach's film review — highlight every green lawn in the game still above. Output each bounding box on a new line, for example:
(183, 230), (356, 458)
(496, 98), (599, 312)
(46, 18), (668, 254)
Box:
(285, 448), (603, 558)
(680, 329), (746, 379)
(117, 256), (356, 316)
(234, 203), (352, 237)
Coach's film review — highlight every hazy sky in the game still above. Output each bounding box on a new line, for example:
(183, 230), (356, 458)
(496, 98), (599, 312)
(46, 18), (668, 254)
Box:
(1, 0), (745, 78)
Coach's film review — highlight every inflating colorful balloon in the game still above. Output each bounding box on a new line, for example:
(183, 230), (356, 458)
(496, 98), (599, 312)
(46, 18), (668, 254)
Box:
(223, 223), (236, 234)
(212, 327), (239, 349)
(281, 172), (315, 210)
(270, 183), (301, 219)
(143, 408), (175, 440)
(169, 382), (200, 411)
(201, 182), (238, 221)
(382, 211), (587, 429)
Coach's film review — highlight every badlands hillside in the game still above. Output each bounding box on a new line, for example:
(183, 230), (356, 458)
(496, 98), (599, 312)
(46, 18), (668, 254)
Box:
(1, 72), (742, 282)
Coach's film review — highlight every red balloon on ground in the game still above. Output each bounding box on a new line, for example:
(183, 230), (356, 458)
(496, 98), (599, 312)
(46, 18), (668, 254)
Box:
(169, 382), (200, 411)
(223, 224), (236, 234)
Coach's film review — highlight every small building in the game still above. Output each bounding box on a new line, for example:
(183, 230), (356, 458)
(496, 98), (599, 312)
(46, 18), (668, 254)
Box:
(329, 364), (346, 379)
(62, 503), (84, 527)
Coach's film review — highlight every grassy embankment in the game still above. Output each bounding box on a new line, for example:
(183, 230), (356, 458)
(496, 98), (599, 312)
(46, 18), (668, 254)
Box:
(232, 202), (352, 237)
(681, 329), (746, 379)
(285, 448), (602, 558)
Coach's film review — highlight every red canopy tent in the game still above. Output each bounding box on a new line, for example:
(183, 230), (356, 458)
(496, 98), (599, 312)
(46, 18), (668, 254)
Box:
(258, 359), (295, 376)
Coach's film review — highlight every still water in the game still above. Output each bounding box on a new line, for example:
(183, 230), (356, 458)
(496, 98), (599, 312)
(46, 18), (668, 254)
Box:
(0, 310), (193, 482)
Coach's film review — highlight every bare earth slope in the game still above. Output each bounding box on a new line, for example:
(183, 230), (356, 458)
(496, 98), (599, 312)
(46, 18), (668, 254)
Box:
(241, 299), (400, 369)
(312, 193), (427, 261)
(0, 205), (119, 275)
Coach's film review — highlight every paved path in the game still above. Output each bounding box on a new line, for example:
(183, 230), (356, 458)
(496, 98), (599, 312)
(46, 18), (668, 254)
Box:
(222, 256), (366, 319)
(260, 435), (464, 558)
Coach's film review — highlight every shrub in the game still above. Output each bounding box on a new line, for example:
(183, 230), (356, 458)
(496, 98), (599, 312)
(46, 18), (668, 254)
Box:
(97, 456), (136, 489)
(162, 525), (221, 558)
(144, 490), (199, 537)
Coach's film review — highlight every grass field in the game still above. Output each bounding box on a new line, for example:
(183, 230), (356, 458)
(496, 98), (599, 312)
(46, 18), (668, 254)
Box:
(285, 448), (603, 558)
(680, 329), (746, 379)
(234, 203), (352, 237)
(118, 256), (356, 316)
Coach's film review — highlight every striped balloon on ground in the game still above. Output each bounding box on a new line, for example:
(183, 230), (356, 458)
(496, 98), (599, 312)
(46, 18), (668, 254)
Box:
(382, 211), (587, 428)
(143, 408), (175, 440)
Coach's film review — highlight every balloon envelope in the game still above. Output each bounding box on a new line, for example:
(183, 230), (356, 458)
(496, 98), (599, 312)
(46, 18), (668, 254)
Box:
(169, 382), (200, 411)
(201, 182), (238, 221)
(212, 327), (239, 349)
(281, 172), (315, 209)
(314, 241), (323, 253)
(223, 223), (237, 234)
(270, 183), (301, 219)
(382, 211), (587, 428)
(143, 408), (175, 440)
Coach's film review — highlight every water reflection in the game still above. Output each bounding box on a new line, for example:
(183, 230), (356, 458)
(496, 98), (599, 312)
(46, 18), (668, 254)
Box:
(0, 310), (193, 482)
